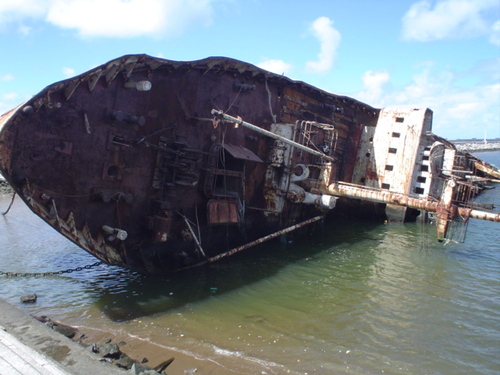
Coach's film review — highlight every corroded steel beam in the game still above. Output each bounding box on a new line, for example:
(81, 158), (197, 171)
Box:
(211, 109), (335, 162)
(327, 182), (500, 223)
(468, 208), (500, 222)
(206, 215), (324, 263)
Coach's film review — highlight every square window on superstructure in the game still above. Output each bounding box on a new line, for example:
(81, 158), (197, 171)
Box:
(417, 176), (426, 183)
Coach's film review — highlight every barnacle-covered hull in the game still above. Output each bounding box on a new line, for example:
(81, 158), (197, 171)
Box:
(0, 54), (498, 274)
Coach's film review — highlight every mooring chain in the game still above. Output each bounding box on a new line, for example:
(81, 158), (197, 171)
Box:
(0, 261), (103, 277)
(2, 192), (16, 215)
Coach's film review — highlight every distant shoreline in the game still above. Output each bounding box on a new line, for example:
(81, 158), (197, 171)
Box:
(453, 142), (500, 153)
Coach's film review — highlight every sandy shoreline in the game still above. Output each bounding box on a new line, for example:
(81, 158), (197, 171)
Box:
(74, 325), (252, 375)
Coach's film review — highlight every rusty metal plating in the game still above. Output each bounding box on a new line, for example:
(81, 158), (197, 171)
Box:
(0, 54), (498, 274)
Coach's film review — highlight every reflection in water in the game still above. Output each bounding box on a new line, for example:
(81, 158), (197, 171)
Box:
(91, 216), (381, 321)
(0, 151), (499, 375)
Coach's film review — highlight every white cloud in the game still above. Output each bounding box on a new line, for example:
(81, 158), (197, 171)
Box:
(490, 20), (500, 46)
(17, 24), (33, 36)
(0, 0), (49, 18)
(0, 0), (48, 31)
(257, 59), (292, 75)
(357, 71), (390, 106)
(356, 65), (500, 138)
(396, 67), (455, 104)
(62, 67), (75, 77)
(432, 83), (499, 137)
(0, 74), (14, 82)
(2, 93), (18, 101)
(305, 17), (341, 74)
(401, 0), (499, 42)
(0, 0), (216, 38)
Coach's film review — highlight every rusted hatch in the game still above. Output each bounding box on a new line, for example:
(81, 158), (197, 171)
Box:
(207, 199), (240, 224)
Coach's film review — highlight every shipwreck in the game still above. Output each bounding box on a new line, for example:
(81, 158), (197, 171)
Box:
(0, 54), (499, 275)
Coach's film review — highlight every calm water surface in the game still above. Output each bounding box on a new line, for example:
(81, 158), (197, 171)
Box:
(1, 152), (499, 375)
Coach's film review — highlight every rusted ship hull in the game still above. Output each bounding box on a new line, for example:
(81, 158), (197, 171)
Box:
(0, 54), (498, 275)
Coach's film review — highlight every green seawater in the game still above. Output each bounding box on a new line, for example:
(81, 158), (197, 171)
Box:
(1, 152), (499, 375)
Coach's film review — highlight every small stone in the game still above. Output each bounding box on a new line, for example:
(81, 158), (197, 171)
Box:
(130, 363), (154, 375)
(52, 323), (77, 339)
(98, 343), (122, 359)
(32, 315), (50, 323)
(21, 294), (37, 303)
(114, 353), (135, 369)
(142, 370), (162, 375)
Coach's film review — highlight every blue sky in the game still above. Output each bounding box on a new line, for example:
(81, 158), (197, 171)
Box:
(0, 0), (499, 140)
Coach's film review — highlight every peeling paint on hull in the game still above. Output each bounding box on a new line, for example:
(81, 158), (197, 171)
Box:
(0, 54), (498, 275)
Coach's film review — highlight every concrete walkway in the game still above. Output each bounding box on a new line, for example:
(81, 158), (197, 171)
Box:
(0, 298), (124, 375)
(0, 326), (68, 375)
